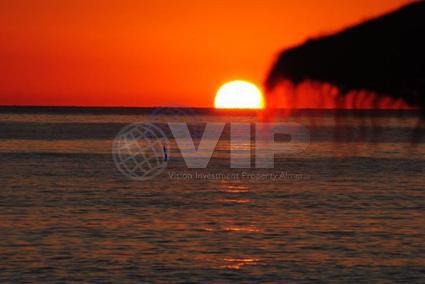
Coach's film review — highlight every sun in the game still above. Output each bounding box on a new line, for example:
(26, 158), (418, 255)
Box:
(214, 80), (265, 109)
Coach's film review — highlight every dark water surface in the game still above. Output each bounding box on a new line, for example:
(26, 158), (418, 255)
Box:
(0, 108), (424, 282)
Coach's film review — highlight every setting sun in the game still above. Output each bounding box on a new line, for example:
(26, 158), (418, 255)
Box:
(214, 80), (265, 109)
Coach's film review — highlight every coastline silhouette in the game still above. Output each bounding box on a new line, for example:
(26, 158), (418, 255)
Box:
(265, 1), (425, 111)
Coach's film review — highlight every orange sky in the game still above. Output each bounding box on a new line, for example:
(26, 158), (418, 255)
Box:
(0, 0), (413, 107)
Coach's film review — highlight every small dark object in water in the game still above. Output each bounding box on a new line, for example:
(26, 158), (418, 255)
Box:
(163, 145), (168, 161)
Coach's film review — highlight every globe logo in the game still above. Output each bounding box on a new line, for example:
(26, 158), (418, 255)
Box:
(112, 123), (169, 181)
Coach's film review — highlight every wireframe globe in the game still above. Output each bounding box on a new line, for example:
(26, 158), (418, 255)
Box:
(112, 123), (169, 180)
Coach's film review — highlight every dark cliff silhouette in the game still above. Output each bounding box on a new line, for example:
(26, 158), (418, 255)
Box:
(265, 1), (425, 110)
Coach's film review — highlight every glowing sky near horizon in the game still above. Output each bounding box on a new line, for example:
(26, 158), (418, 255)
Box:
(0, 0), (414, 107)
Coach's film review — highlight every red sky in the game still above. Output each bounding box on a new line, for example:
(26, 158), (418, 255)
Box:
(0, 0), (413, 107)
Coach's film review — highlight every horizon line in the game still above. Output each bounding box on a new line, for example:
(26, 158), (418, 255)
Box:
(0, 105), (420, 111)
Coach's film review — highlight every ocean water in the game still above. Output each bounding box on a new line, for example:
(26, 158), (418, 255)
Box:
(0, 107), (424, 282)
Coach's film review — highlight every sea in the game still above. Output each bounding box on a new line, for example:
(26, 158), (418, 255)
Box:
(0, 107), (424, 283)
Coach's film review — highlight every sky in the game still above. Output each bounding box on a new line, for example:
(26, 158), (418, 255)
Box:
(0, 0), (414, 107)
